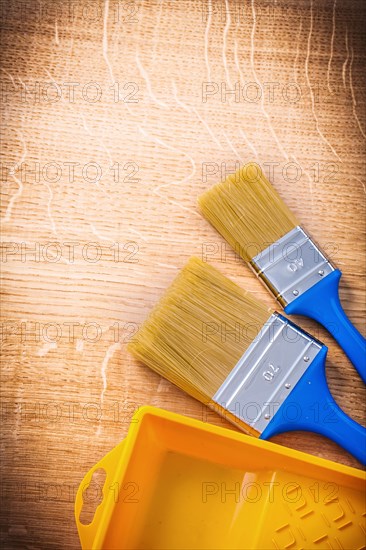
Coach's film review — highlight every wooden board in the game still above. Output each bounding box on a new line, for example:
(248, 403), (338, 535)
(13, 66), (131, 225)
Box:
(1, 0), (365, 548)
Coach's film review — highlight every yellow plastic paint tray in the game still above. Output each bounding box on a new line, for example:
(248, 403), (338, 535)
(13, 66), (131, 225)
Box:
(75, 406), (366, 550)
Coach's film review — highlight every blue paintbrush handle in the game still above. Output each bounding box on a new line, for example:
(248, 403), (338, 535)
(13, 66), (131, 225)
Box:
(260, 347), (366, 465)
(284, 269), (366, 383)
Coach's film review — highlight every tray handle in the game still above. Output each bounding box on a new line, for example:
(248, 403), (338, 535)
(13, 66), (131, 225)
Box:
(75, 439), (126, 550)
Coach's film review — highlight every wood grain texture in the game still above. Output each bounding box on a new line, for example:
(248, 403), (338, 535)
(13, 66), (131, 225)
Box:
(1, 0), (365, 548)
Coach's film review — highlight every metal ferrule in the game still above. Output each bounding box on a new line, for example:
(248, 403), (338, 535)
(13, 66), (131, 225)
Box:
(212, 313), (323, 434)
(249, 226), (335, 307)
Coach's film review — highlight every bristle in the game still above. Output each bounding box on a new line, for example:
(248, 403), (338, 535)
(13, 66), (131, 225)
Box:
(198, 163), (299, 262)
(128, 257), (272, 404)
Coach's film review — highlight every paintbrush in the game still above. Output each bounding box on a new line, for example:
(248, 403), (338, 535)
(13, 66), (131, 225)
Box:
(198, 163), (366, 383)
(128, 258), (366, 464)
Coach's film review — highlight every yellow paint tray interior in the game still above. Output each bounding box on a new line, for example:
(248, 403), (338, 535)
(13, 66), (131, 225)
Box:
(75, 406), (366, 550)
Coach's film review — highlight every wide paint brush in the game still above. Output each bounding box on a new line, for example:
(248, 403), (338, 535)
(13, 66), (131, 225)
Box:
(198, 163), (366, 383)
(128, 258), (366, 465)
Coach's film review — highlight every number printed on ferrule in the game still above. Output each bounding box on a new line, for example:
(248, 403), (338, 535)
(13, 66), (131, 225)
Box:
(263, 363), (280, 381)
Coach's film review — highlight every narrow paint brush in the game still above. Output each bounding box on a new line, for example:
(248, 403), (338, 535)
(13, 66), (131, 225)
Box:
(198, 163), (366, 383)
(128, 257), (366, 464)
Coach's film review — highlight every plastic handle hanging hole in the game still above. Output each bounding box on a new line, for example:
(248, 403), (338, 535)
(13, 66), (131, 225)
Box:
(79, 467), (107, 526)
